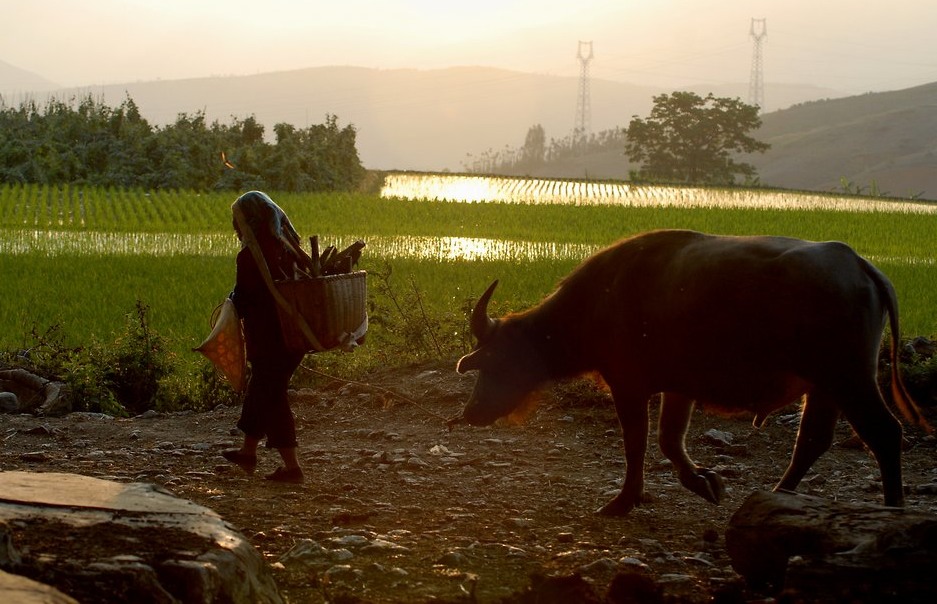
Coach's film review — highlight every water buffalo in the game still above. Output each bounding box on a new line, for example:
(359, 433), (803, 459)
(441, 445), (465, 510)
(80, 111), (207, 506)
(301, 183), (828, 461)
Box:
(454, 229), (930, 515)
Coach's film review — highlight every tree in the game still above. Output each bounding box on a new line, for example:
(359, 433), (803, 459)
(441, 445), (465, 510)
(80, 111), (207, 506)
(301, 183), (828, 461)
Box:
(625, 91), (769, 185)
(521, 124), (546, 164)
(0, 95), (365, 192)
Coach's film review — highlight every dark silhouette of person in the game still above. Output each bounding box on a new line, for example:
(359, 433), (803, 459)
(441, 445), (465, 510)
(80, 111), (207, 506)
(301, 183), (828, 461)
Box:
(222, 191), (307, 483)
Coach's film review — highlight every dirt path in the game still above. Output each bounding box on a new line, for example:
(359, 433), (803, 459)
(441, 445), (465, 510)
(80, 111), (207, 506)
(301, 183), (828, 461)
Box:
(1, 361), (935, 602)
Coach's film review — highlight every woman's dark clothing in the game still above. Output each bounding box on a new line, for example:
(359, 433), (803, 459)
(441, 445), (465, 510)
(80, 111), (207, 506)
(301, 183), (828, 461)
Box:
(237, 349), (302, 449)
(233, 246), (286, 362)
(229, 193), (306, 449)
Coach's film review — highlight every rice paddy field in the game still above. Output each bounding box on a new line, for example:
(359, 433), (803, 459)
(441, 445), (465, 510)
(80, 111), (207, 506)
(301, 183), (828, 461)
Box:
(2, 175), (936, 377)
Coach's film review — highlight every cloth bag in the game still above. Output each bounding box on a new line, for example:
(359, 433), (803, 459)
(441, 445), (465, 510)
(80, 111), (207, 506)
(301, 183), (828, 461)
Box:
(193, 299), (247, 392)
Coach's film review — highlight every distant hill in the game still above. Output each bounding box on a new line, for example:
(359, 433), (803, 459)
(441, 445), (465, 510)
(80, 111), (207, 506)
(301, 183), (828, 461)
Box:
(2, 64), (843, 174)
(0, 60), (59, 96)
(10, 62), (928, 197)
(747, 82), (937, 198)
(34, 66), (660, 173)
(513, 82), (937, 199)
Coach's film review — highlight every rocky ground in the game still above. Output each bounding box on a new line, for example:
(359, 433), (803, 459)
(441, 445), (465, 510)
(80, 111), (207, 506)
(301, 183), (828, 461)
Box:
(1, 360), (936, 603)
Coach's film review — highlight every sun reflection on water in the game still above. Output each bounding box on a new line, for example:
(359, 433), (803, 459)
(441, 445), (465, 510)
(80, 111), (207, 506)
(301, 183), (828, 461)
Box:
(381, 172), (937, 214)
(0, 229), (599, 262)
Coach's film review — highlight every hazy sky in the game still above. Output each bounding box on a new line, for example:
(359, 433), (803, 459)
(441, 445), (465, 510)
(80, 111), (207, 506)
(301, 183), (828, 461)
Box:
(3, 0), (936, 93)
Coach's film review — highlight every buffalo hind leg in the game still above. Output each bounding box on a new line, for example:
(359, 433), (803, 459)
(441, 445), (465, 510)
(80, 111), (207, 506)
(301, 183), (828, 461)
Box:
(775, 391), (840, 494)
(838, 387), (905, 506)
(597, 389), (650, 516)
(659, 392), (725, 504)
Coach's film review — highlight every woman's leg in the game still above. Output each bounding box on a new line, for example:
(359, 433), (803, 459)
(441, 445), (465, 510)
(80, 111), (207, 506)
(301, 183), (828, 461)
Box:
(223, 362), (272, 473)
(262, 351), (304, 451)
(262, 351), (305, 483)
(223, 434), (261, 474)
(239, 435), (261, 456)
(278, 446), (300, 470)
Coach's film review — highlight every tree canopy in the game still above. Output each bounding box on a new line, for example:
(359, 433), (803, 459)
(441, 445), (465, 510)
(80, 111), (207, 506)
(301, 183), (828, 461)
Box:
(0, 94), (365, 192)
(624, 91), (769, 185)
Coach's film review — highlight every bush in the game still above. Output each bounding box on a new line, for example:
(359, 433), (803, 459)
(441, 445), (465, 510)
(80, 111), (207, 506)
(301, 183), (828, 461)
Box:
(897, 337), (937, 408)
(1, 268), (477, 416)
(107, 301), (173, 414)
(0, 300), (233, 415)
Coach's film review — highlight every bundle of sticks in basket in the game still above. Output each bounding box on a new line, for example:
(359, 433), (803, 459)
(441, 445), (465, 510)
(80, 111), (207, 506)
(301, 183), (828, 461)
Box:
(306, 236), (365, 276)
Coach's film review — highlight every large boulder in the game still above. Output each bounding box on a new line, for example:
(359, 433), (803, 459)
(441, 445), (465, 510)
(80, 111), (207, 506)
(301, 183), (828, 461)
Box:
(726, 490), (937, 602)
(0, 472), (282, 603)
(0, 369), (70, 416)
(0, 569), (78, 603)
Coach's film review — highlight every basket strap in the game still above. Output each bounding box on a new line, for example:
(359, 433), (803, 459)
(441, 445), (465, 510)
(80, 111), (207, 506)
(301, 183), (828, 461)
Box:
(232, 205), (326, 352)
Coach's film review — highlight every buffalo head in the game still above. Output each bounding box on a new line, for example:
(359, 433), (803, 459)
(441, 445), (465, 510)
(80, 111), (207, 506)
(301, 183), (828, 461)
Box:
(456, 281), (549, 426)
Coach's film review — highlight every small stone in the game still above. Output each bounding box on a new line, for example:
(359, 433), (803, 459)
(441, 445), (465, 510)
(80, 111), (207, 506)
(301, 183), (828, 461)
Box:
(20, 451), (50, 462)
(406, 456), (429, 468)
(361, 539), (410, 554)
(24, 425), (54, 435)
(323, 564), (358, 581)
(437, 551), (468, 566)
(504, 517), (533, 529)
(279, 539), (329, 564)
(658, 573), (693, 584)
(683, 554), (715, 567)
(579, 557), (618, 573)
(330, 535), (369, 547)
(635, 538), (666, 554)
(702, 429), (733, 446)
(0, 392), (19, 412)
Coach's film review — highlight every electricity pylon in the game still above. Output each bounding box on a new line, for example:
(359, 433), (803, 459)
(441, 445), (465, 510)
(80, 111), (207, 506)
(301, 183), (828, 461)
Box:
(749, 18), (767, 111)
(575, 41), (594, 138)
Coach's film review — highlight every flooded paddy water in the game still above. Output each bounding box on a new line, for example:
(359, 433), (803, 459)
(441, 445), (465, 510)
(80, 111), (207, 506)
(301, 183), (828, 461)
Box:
(3, 173), (936, 265)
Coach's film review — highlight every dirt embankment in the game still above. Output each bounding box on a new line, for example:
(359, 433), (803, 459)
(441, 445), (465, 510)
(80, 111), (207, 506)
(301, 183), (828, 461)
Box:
(1, 361), (936, 603)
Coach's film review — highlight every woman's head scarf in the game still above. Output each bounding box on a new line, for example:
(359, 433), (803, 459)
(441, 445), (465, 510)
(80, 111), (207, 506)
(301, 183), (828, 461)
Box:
(232, 191), (312, 277)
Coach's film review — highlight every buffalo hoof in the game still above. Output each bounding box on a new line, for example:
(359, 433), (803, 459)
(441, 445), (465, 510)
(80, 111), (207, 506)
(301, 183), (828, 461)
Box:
(683, 468), (725, 504)
(596, 499), (634, 516)
(596, 491), (652, 516)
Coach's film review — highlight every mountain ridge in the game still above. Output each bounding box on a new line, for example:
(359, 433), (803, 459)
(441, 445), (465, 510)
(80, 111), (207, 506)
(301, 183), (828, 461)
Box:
(5, 61), (933, 197)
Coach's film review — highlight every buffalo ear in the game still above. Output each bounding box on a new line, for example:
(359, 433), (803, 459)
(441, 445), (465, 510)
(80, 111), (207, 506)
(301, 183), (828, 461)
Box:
(456, 351), (479, 374)
(471, 280), (499, 343)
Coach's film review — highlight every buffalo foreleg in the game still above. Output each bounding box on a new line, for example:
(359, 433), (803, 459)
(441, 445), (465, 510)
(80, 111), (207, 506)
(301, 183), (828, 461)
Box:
(659, 392), (724, 504)
(597, 389), (650, 516)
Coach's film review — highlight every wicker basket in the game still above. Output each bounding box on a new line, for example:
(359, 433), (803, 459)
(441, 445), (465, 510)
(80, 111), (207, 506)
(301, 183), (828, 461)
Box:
(274, 270), (368, 353)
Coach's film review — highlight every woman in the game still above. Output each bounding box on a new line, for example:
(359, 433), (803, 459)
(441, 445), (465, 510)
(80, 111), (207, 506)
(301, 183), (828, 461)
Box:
(222, 191), (307, 484)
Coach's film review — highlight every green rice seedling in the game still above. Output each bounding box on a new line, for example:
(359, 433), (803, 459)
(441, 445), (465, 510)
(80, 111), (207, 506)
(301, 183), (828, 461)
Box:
(2, 180), (936, 383)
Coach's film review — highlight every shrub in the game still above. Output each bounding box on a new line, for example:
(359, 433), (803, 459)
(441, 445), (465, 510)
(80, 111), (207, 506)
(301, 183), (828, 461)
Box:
(107, 301), (173, 414)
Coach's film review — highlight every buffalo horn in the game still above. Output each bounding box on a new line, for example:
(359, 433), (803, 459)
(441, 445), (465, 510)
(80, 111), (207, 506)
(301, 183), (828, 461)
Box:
(471, 280), (499, 343)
